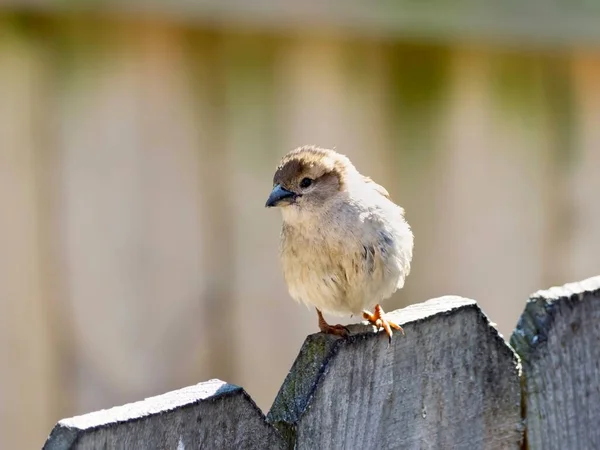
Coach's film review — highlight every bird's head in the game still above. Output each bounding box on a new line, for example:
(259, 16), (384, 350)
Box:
(265, 146), (356, 219)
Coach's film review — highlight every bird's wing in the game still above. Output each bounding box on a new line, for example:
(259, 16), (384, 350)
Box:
(362, 176), (391, 200)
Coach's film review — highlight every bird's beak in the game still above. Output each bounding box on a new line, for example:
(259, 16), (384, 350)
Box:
(266, 184), (296, 208)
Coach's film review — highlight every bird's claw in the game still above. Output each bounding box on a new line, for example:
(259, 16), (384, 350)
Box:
(320, 323), (350, 337)
(316, 308), (350, 337)
(363, 304), (404, 343)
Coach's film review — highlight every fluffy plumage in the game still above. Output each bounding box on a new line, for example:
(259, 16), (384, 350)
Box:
(266, 145), (414, 340)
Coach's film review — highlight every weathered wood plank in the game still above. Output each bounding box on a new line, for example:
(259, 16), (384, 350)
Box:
(566, 57), (600, 281)
(0, 24), (56, 450)
(435, 50), (552, 338)
(510, 276), (600, 450)
(43, 379), (286, 450)
(268, 297), (523, 449)
(54, 22), (213, 412)
(218, 33), (291, 413)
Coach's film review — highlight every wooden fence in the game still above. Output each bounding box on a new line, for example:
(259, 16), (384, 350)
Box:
(4, 10), (600, 449)
(43, 275), (600, 449)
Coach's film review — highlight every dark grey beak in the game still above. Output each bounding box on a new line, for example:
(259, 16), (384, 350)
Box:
(266, 184), (296, 207)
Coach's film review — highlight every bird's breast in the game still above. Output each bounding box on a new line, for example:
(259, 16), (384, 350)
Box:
(278, 215), (411, 316)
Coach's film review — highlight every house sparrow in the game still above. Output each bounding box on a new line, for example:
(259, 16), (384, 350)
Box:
(266, 145), (413, 342)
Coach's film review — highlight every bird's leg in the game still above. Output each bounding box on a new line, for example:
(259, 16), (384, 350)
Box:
(316, 309), (349, 337)
(362, 304), (404, 343)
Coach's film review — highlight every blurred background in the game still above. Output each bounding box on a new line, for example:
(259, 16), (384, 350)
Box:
(1, 1), (599, 448)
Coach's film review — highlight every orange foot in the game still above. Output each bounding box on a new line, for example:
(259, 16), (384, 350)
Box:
(316, 309), (349, 337)
(363, 304), (404, 344)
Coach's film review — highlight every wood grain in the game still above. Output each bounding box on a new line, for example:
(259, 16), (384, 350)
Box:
(511, 276), (600, 450)
(43, 379), (286, 450)
(268, 297), (523, 449)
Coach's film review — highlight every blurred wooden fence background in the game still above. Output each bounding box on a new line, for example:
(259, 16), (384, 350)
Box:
(1, 4), (600, 449)
(44, 276), (600, 449)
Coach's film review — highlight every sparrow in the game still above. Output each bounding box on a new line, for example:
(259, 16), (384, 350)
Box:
(265, 145), (414, 342)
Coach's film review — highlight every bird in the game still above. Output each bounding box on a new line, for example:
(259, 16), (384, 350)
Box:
(265, 145), (413, 342)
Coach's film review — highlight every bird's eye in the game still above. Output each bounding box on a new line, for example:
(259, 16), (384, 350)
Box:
(300, 178), (313, 189)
